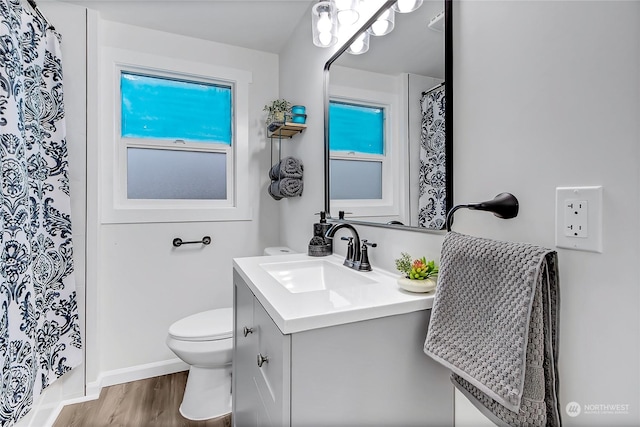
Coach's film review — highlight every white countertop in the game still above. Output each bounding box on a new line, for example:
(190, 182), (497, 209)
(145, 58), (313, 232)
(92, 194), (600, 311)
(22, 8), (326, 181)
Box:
(233, 253), (435, 334)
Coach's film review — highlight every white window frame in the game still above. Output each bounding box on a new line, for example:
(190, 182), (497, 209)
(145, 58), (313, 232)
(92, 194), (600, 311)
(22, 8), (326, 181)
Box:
(329, 85), (403, 218)
(101, 48), (252, 223)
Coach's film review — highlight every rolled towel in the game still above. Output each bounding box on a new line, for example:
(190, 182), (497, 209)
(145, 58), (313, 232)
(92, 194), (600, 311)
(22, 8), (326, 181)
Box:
(269, 156), (304, 180)
(278, 177), (303, 198)
(268, 180), (283, 200)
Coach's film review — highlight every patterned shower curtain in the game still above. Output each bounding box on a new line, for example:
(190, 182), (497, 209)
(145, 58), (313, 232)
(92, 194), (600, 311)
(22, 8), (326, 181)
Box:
(0, 0), (82, 424)
(418, 85), (446, 229)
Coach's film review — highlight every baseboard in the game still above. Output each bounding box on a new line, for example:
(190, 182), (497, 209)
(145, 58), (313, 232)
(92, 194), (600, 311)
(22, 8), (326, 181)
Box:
(86, 358), (189, 398)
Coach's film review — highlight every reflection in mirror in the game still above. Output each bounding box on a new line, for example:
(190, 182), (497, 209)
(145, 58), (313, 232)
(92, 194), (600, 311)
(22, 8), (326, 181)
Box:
(325, 0), (451, 231)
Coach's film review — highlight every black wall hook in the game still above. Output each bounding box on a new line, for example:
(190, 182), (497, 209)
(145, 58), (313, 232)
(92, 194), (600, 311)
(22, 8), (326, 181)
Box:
(446, 193), (519, 232)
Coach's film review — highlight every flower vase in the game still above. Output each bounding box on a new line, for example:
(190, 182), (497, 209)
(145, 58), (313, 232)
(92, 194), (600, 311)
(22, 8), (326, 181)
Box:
(397, 276), (437, 293)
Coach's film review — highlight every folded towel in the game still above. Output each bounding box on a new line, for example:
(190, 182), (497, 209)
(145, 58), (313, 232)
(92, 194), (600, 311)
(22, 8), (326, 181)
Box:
(424, 232), (560, 427)
(269, 157), (304, 180)
(268, 178), (303, 200)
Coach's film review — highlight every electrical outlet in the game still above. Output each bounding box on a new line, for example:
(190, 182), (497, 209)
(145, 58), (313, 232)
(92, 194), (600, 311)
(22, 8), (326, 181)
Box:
(564, 200), (588, 238)
(555, 186), (603, 253)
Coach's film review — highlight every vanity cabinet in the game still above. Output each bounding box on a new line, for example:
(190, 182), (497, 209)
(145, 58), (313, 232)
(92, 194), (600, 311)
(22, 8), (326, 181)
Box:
(232, 270), (454, 426)
(234, 273), (291, 426)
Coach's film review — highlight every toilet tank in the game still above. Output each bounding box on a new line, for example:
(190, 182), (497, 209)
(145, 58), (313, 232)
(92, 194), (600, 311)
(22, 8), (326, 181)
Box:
(263, 247), (295, 256)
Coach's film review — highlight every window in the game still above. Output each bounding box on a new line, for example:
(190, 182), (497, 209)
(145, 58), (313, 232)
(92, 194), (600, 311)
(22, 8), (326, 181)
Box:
(120, 72), (232, 201)
(101, 48), (252, 223)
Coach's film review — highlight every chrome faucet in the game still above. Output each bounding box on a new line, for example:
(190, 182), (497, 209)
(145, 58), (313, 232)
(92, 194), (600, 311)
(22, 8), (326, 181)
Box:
(325, 223), (361, 269)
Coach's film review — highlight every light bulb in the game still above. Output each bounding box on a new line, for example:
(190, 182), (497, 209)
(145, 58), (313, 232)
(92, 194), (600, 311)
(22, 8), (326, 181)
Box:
(318, 31), (332, 46)
(393, 0), (423, 13)
(347, 30), (369, 55)
(317, 11), (332, 33)
(368, 8), (394, 36)
(396, 0), (415, 12)
(350, 38), (364, 53)
(338, 9), (359, 26)
(371, 20), (389, 35)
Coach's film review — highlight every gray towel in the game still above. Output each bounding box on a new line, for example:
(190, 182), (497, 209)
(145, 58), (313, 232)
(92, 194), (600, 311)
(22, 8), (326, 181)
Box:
(267, 181), (283, 200)
(268, 178), (303, 200)
(424, 232), (560, 427)
(269, 157), (303, 180)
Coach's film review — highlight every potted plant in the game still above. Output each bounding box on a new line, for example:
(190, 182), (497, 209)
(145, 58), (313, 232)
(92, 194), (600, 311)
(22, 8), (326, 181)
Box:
(394, 252), (439, 293)
(263, 99), (292, 128)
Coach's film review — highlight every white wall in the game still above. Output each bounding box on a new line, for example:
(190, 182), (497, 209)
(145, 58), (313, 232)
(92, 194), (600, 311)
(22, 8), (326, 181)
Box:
(280, 1), (640, 426)
(88, 20), (282, 384)
(453, 2), (640, 425)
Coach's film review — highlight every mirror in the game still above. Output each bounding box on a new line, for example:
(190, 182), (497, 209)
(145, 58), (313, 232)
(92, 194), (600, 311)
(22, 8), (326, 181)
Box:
(324, 0), (452, 231)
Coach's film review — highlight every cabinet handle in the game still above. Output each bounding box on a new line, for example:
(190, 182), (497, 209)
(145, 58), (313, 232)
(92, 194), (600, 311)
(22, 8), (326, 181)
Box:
(257, 353), (269, 367)
(243, 326), (254, 337)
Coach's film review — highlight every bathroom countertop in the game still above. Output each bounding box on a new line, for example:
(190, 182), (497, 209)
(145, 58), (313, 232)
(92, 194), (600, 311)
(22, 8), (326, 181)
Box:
(233, 253), (435, 334)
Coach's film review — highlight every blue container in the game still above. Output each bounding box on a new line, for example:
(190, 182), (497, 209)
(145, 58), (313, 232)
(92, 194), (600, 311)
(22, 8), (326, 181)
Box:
(291, 105), (307, 124)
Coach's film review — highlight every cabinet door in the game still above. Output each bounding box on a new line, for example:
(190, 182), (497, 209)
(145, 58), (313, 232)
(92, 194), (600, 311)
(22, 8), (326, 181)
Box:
(233, 275), (257, 427)
(253, 300), (291, 427)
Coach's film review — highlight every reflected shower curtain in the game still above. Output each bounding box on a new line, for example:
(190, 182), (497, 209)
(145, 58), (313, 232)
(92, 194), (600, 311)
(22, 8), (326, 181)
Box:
(0, 0), (82, 424)
(418, 86), (446, 229)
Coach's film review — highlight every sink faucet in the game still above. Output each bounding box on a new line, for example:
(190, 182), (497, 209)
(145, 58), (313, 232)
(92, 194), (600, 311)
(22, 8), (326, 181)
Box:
(325, 223), (361, 269)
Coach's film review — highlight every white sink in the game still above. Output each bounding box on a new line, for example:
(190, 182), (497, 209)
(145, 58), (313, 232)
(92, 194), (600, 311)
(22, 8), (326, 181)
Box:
(259, 259), (376, 294)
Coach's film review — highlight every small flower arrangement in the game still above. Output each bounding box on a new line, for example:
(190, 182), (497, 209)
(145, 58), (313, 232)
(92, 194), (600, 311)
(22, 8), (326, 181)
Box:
(395, 252), (438, 280)
(263, 99), (292, 125)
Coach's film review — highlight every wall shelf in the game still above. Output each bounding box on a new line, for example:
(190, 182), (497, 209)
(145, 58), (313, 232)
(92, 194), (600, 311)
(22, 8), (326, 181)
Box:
(269, 121), (306, 165)
(268, 122), (307, 139)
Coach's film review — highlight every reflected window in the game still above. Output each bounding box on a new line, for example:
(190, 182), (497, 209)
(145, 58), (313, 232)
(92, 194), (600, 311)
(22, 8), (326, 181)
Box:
(329, 101), (384, 155)
(329, 100), (385, 200)
(330, 159), (382, 199)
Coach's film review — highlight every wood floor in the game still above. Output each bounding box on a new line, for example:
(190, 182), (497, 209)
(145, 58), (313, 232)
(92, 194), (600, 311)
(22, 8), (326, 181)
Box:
(54, 371), (232, 427)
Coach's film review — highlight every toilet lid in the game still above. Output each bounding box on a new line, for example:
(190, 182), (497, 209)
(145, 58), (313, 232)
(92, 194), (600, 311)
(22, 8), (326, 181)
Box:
(168, 308), (233, 342)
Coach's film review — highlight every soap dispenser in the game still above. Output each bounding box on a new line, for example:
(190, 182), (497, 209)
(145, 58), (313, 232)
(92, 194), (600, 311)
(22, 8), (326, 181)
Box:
(308, 211), (333, 257)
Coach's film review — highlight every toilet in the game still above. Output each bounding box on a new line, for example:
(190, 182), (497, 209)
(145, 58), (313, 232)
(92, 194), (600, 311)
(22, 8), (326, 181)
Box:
(166, 247), (295, 420)
(166, 308), (233, 420)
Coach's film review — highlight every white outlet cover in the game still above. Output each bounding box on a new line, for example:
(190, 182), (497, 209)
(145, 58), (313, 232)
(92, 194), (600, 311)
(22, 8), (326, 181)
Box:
(555, 186), (603, 253)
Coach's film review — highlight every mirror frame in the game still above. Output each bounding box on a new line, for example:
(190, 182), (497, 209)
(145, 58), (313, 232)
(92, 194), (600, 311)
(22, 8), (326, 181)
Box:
(323, 0), (453, 232)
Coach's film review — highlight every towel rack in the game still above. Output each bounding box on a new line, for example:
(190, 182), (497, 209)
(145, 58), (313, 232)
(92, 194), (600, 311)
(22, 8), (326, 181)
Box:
(172, 236), (212, 247)
(446, 193), (519, 232)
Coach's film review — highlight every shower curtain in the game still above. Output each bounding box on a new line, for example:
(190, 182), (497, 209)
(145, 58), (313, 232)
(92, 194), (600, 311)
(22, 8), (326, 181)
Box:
(0, 0), (82, 424)
(418, 85), (446, 229)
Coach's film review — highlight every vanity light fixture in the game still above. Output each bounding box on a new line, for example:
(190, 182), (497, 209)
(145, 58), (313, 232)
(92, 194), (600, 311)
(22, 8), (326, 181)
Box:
(312, 1), (338, 48)
(312, 0), (422, 54)
(368, 7), (395, 36)
(393, 0), (423, 13)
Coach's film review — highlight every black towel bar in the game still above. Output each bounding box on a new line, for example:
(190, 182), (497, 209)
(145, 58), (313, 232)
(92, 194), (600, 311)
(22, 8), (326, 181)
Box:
(172, 236), (212, 247)
(446, 193), (519, 232)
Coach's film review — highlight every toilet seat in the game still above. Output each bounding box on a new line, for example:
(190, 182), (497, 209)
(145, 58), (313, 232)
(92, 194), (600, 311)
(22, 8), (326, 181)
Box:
(168, 308), (232, 342)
